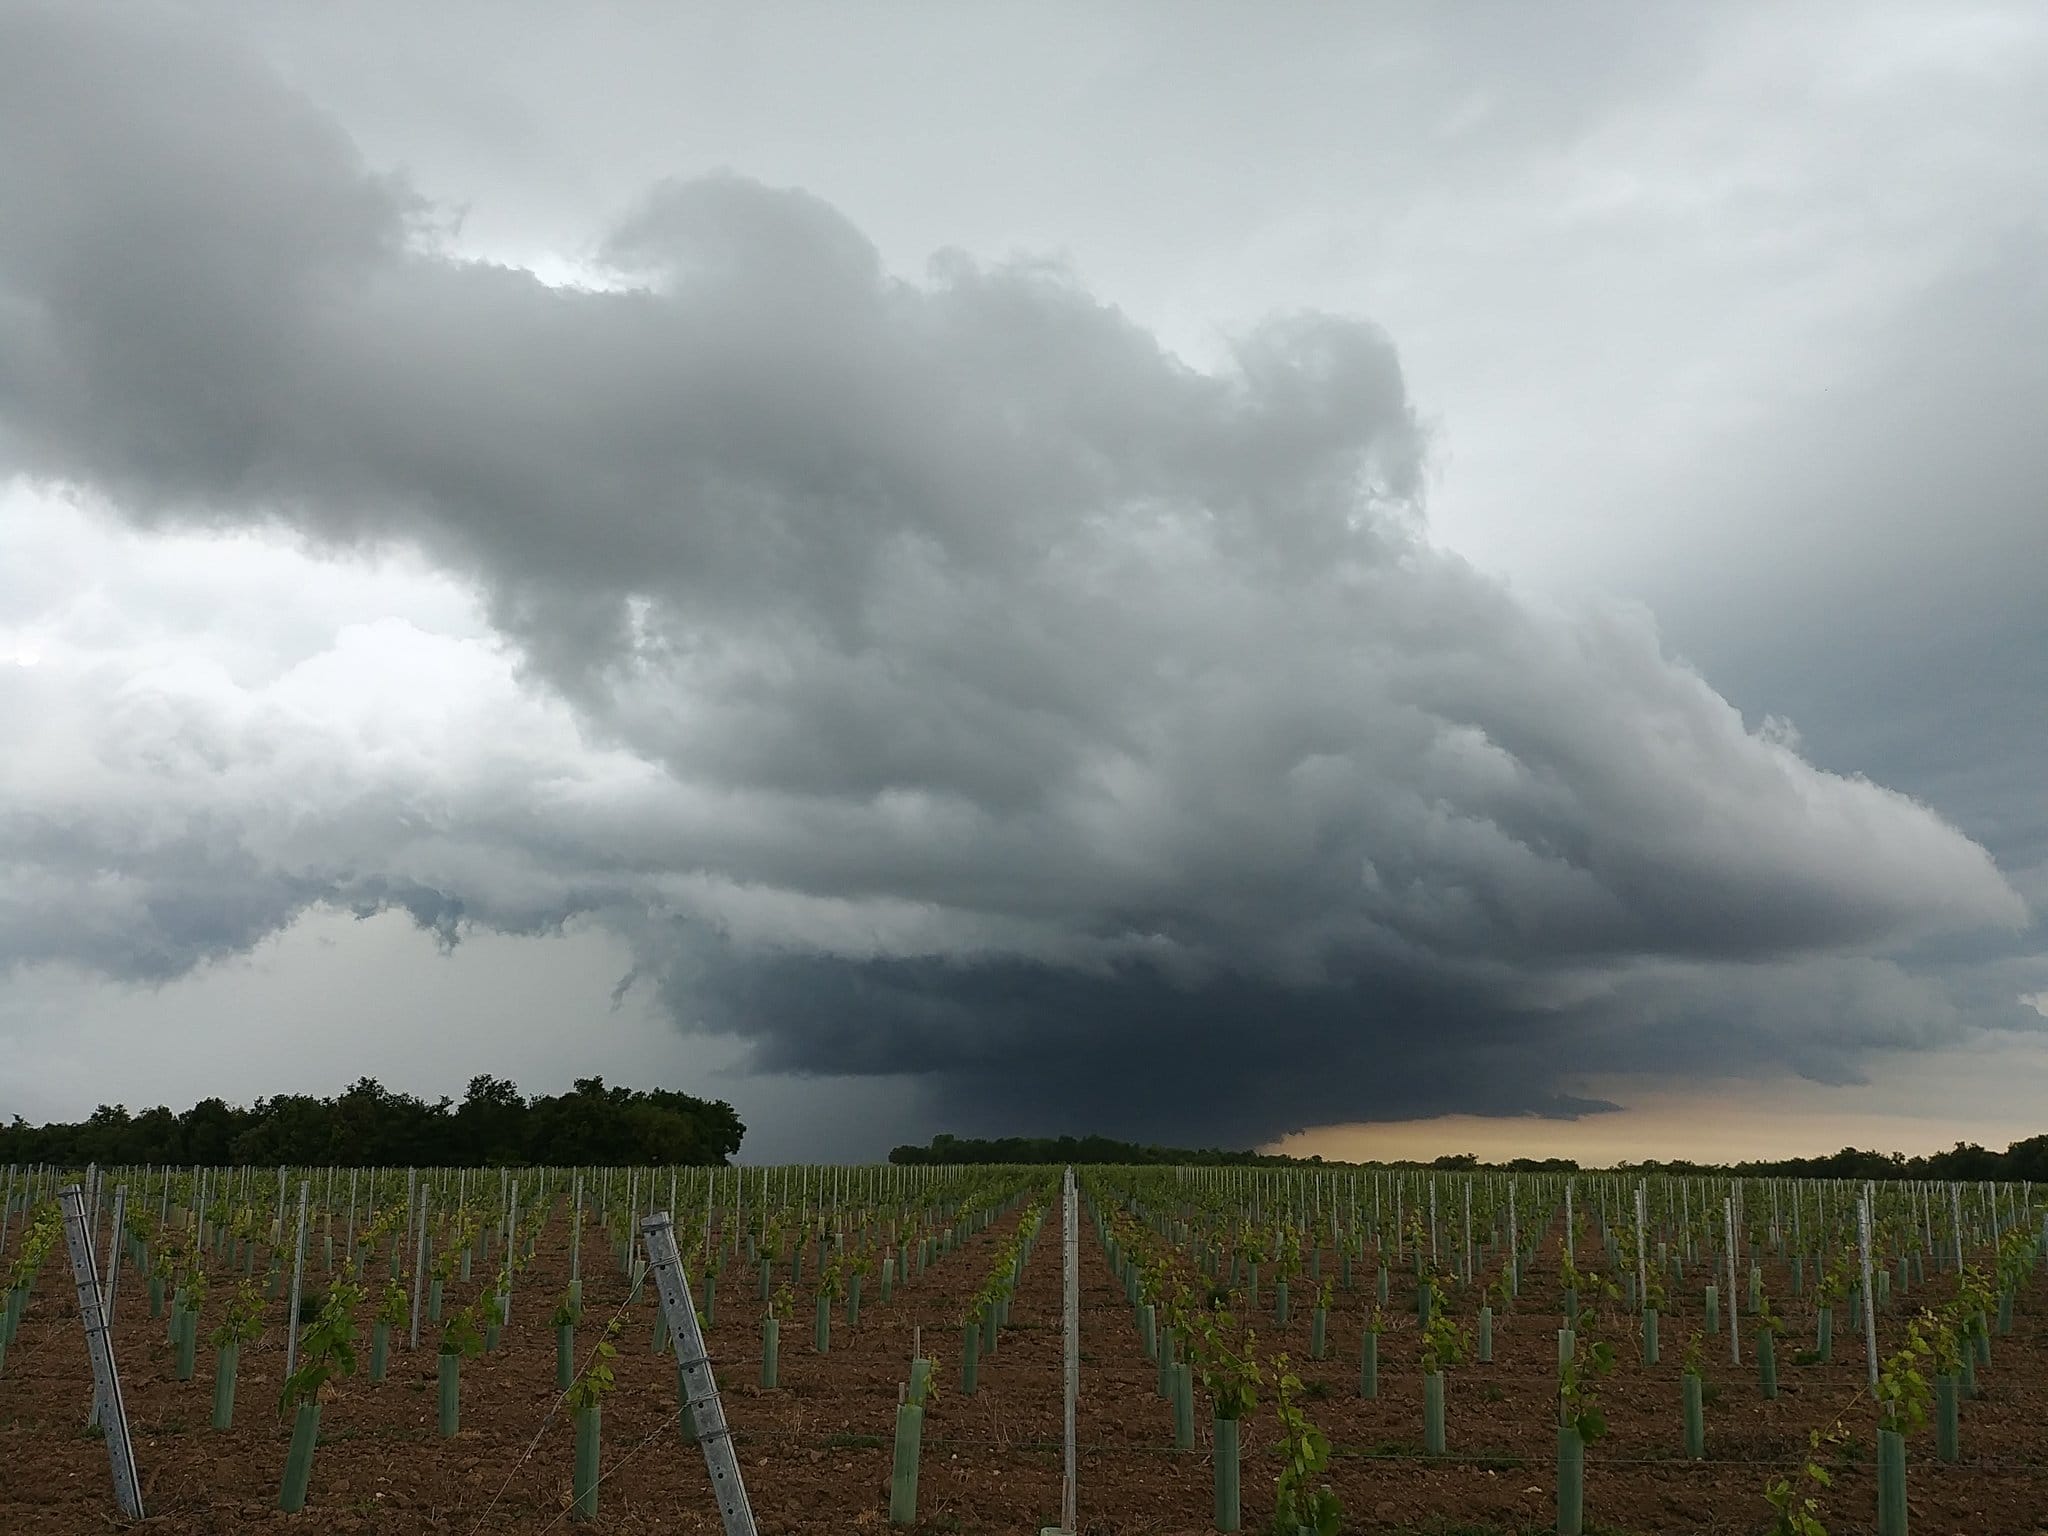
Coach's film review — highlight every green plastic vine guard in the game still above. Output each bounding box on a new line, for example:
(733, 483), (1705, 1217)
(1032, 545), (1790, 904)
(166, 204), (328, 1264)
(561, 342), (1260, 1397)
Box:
(888, 1400), (923, 1525)
(1556, 1425), (1585, 1536)
(571, 1403), (600, 1521)
(278, 1402), (320, 1512)
(1876, 1427), (1908, 1536)
(437, 1353), (460, 1437)
(174, 1310), (197, 1381)
(211, 1344), (237, 1430)
(1423, 1370), (1446, 1455)
(1212, 1413), (1242, 1531)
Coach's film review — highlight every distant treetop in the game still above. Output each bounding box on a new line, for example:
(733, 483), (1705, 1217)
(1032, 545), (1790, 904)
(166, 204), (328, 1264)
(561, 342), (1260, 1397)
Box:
(0, 1075), (743, 1168)
(887, 1131), (2048, 1181)
(888, 1132), (1324, 1167)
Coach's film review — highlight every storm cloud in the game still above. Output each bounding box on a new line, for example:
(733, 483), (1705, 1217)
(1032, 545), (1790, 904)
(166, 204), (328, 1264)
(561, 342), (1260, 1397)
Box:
(0, 5), (2031, 1144)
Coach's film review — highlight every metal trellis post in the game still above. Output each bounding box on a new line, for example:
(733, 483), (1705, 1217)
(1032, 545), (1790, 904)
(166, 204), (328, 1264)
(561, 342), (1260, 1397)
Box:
(1062, 1165), (1079, 1535)
(1724, 1196), (1740, 1366)
(59, 1183), (143, 1519)
(1858, 1193), (1880, 1387)
(1635, 1183), (1647, 1313)
(1037, 1169), (1079, 1536)
(643, 1211), (759, 1536)
(104, 1183), (127, 1327)
(410, 1196), (430, 1351)
(283, 1180), (310, 1383)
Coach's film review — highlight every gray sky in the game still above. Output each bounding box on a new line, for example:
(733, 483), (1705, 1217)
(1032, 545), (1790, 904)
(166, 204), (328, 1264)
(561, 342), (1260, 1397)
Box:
(2, 1), (2044, 1162)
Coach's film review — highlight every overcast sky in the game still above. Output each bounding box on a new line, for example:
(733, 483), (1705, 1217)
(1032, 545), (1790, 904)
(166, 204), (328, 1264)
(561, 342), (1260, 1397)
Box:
(2, 1), (2044, 1162)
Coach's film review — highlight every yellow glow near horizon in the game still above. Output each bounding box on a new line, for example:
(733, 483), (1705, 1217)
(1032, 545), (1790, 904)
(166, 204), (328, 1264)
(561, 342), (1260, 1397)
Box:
(1263, 1045), (2048, 1166)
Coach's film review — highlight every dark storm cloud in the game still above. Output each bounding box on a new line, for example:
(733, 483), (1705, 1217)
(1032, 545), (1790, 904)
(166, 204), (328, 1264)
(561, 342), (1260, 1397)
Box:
(650, 949), (1634, 1148)
(0, 5), (2030, 1141)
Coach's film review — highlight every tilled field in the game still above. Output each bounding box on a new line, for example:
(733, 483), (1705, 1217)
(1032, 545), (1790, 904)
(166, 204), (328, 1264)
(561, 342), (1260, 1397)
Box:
(5, 1199), (2048, 1535)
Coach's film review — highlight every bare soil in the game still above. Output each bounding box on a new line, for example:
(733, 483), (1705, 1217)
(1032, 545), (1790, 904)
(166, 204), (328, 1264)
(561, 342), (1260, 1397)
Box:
(5, 1203), (2048, 1535)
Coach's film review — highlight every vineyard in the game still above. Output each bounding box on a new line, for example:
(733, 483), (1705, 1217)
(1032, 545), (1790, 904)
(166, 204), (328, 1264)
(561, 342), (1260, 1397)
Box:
(3, 1161), (2046, 1534)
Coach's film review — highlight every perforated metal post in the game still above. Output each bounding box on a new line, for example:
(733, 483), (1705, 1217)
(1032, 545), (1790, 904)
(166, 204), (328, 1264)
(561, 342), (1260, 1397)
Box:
(1061, 1166), (1079, 1535)
(59, 1183), (143, 1518)
(283, 1180), (310, 1383)
(1462, 1180), (1472, 1286)
(571, 1172), (584, 1284)
(81, 1183), (108, 1431)
(1508, 1181), (1518, 1290)
(1724, 1196), (1740, 1365)
(84, 1183), (130, 1430)
(1635, 1183), (1647, 1313)
(643, 1211), (758, 1536)
(1858, 1193), (1880, 1387)
(103, 1184), (127, 1326)
(502, 1180), (518, 1324)
(409, 1196), (429, 1350)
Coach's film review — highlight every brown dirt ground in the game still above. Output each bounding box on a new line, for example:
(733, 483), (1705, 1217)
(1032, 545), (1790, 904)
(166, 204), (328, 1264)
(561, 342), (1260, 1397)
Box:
(4, 1199), (2047, 1535)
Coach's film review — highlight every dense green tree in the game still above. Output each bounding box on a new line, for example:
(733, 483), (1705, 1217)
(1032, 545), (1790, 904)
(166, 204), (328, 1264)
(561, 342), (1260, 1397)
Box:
(888, 1133), (1324, 1167)
(180, 1096), (243, 1164)
(0, 1076), (742, 1168)
(456, 1074), (527, 1164)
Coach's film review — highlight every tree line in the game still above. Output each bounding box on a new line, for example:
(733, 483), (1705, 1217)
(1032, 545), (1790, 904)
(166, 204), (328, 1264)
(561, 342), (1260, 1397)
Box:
(888, 1135), (1585, 1170)
(0, 1075), (744, 1168)
(891, 1132), (2048, 1180)
(1623, 1136), (2048, 1182)
(888, 1133), (1331, 1167)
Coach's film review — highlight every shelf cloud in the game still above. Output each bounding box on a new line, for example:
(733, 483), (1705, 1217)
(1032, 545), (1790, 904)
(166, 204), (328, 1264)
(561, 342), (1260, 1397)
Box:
(0, 5), (2030, 1145)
